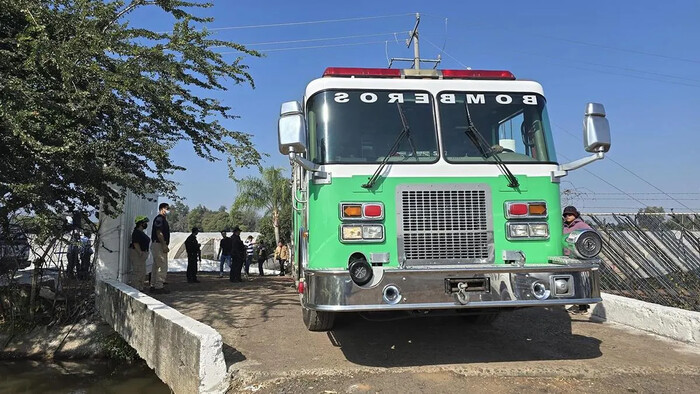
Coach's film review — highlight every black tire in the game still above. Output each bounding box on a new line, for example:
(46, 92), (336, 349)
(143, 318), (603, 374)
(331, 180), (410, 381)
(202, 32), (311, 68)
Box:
(302, 306), (335, 331)
(463, 312), (500, 325)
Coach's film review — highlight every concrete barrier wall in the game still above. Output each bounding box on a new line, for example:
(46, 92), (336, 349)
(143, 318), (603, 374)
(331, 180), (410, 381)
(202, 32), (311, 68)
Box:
(592, 292), (700, 345)
(96, 279), (228, 394)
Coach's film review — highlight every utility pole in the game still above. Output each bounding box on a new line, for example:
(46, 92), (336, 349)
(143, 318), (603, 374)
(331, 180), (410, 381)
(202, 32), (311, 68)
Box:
(389, 13), (440, 69)
(407, 13), (421, 70)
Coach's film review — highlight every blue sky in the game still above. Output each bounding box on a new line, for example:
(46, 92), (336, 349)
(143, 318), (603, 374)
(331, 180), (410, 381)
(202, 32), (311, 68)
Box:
(129, 0), (700, 213)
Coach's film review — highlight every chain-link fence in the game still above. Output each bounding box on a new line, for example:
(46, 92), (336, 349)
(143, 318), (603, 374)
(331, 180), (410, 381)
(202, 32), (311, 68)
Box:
(583, 212), (700, 311)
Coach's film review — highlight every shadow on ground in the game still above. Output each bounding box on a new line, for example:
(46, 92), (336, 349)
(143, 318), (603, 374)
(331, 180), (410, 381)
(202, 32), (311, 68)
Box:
(327, 307), (602, 367)
(151, 273), (602, 370)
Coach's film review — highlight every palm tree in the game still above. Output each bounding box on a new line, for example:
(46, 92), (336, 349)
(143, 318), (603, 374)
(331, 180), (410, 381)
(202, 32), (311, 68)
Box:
(234, 167), (291, 244)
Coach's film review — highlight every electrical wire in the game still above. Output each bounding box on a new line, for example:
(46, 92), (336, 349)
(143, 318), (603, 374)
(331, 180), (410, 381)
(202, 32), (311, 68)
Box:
(218, 40), (390, 54)
(527, 33), (700, 65)
(555, 123), (697, 213)
(558, 152), (649, 208)
(205, 13), (415, 32)
(217, 31), (409, 47)
(423, 38), (468, 68)
(419, 14), (700, 65)
(511, 49), (700, 84)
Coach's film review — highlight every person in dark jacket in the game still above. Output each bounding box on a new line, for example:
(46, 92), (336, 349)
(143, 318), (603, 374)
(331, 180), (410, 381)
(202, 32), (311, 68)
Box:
(150, 202), (171, 293)
(229, 226), (246, 283)
(218, 230), (233, 278)
(185, 227), (201, 283)
(129, 216), (150, 291)
(562, 205), (593, 315)
(66, 232), (80, 279)
(256, 241), (267, 276)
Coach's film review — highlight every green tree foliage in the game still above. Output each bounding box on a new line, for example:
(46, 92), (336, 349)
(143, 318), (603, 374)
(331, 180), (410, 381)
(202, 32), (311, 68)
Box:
(234, 167), (291, 245)
(187, 204), (210, 230)
(636, 206), (665, 230)
(257, 205), (291, 247)
(0, 0), (261, 225)
(230, 206), (260, 231)
(168, 201), (190, 232)
(200, 210), (230, 232)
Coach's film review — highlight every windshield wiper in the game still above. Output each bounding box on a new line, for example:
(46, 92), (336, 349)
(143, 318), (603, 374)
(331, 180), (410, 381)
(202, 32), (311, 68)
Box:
(362, 103), (417, 189)
(463, 102), (520, 188)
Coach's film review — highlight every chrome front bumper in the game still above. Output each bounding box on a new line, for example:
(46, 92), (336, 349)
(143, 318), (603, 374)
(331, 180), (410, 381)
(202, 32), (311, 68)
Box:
(303, 263), (600, 312)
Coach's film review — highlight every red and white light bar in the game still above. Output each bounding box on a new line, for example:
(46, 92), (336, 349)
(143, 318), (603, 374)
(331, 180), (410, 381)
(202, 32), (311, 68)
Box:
(323, 67), (515, 80)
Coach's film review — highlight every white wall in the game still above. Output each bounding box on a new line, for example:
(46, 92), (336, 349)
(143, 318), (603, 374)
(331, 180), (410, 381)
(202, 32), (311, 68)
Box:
(96, 191), (157, 283)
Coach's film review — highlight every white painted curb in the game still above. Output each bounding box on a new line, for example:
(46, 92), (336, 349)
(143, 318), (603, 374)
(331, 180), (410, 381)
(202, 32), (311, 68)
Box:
(96, 279), (228, 394)
(592, 292), (700, 345)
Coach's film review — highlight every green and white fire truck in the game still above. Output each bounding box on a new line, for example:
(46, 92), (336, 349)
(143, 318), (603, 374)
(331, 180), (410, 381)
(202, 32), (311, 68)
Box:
(278, 67), (610, 331)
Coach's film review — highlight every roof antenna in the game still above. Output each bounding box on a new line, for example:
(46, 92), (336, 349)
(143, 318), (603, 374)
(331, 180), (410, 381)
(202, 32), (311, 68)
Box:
(389, 13), (440, 69)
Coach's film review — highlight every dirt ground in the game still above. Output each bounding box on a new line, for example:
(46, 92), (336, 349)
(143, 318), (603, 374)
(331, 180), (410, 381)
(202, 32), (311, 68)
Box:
(152, 273), (700, 394)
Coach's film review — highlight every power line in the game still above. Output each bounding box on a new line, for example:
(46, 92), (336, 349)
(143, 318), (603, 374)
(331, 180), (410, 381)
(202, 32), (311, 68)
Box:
(218, 40), (390, 54)
(558, 152), (649, 208)
(422, 34), (700, 88)
(513, 49), (700, 84)
(419, 15), (700, 65)
(528, 33), (700, 65)
(423, 38), (468, 68)
(230, 31), (408, 47)
(204, 13), (415, 32)
(555, 123), (697, 213)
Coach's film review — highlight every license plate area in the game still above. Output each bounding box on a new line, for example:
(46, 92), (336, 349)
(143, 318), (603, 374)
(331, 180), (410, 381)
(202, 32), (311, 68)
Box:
(444, 277), (490, 294)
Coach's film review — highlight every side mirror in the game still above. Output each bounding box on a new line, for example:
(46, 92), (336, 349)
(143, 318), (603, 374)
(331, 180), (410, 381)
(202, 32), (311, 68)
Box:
(583, 103), (611, 153)
(278, 101), (307, 155)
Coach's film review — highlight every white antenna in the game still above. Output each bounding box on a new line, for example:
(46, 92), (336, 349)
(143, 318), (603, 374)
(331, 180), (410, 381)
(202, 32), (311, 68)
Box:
(389, 13), (440, 69)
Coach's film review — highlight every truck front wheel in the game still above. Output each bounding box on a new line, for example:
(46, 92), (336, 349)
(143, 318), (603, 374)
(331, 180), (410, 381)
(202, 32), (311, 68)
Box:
(302, 306), (335, 331)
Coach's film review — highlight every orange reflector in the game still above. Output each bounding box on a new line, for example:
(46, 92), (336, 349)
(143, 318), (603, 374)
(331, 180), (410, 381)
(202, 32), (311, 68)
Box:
(528, 203), (547, 215)
(343, 205), (362, 217)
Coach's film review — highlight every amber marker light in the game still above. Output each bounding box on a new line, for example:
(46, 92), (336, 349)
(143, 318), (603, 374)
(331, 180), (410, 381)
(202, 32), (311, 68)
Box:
(528, 203), (547, 216)
(342, 205), (362, 218)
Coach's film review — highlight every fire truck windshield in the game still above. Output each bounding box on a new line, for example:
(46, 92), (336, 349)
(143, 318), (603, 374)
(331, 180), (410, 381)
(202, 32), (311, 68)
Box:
(305, 90), (557, 165)
(438, 92), (557, 163)
(306, 90), (439, 164)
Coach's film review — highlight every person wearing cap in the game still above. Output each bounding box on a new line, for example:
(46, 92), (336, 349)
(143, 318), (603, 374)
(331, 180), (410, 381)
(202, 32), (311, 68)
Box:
(562, 206), (592, 234)
(150, 203), (171, 293)
(562, 205), (593, 315)
(229, 226), (246, 283)
(185, 227), (201, 283)
(129, 215), (151, 291)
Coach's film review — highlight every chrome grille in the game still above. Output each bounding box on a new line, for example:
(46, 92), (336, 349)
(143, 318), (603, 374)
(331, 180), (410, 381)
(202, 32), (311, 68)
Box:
(397, 184), (493, 265)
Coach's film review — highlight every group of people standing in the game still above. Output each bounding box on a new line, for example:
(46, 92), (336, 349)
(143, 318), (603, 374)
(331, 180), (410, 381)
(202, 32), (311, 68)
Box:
(216, 228), (288, 281)
(127, 201), (291, 293)
(128, 202), (171, 293)
(66, 231), (93, 280)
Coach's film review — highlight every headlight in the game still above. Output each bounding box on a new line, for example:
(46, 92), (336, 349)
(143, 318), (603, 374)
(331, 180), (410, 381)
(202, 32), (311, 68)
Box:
(507, 222), (549, 240)
(341, 225), (363, 240)
(340, 224), (384, 242)
(529, 223), (549, 237)
(362, 225), (384, 240)
(508, 224), (529, 238)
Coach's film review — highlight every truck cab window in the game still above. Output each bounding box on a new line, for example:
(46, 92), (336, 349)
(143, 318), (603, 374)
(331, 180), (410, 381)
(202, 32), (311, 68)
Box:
(438, 92), (557, 164)
(306, 90), (439, 164)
